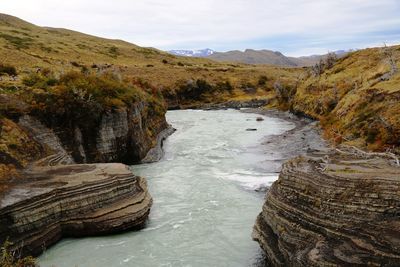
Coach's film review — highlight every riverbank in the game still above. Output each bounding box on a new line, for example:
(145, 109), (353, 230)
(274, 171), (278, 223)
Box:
(242, 108), (329, 170)
(246, 110), (400, 266)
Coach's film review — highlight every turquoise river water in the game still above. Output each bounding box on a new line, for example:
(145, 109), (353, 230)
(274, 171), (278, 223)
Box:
(39, 109), (295, 267)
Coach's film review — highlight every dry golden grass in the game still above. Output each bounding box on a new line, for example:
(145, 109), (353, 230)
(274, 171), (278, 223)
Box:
(0, 13), (303, 94)
(292, 46), (400, 151)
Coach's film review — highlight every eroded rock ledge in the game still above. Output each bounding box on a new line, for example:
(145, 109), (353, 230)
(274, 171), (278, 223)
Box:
(253, 150), (400, 266)
(0, 163), (152, 257)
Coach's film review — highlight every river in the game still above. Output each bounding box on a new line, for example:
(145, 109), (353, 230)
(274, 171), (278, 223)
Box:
(39, 109), (295, 267)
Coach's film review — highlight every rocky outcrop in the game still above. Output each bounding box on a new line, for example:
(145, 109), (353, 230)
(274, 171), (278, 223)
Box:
(168, 99), (268, 110)
(200, 99), (269, 110)
(0, 97), (168, 257)
(141, 126), (176, 163)
(35, 103), (169, 165)
(18, 115), (75, 166)
(0, 163), (152, 257)
(253, 150), (400, 266)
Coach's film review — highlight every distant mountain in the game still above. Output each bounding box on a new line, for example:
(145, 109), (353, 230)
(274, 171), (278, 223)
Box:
(209, 49), (352, 66)
(209, 49), (299, 66)
(168, 48), (215, 57)
(168, 48), (351, 67)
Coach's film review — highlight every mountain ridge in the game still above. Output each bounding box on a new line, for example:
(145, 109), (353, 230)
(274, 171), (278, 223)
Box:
(168, 48), (351, 66)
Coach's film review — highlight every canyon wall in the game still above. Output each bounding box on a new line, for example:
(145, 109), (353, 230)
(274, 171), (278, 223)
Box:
(0, 93), (169, 256)
(253, 150), (400, 266)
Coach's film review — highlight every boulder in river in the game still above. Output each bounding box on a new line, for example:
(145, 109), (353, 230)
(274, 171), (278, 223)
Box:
(256, 117), (264, 121)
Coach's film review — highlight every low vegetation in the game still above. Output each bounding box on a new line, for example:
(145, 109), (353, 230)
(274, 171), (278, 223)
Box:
(28, 70), (147, 115)
(0, 13), (301, 98)
(0, 240), (37, 267)
(0, 68), (167, 182)
(270, 46), (400, 152)
(0, 64), (17, 76)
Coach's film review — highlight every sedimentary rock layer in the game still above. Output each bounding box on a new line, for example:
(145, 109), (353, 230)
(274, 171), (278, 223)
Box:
(0, 163), (152, 257)
(23, 103), (168, 165)
(253, 150), (400, 266)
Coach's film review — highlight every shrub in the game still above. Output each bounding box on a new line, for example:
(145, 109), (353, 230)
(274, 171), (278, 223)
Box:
(108, 46), (120, 58)
(176, 79), (214, 100)
(0, 64), (17, 76)
(22, 73), (44, 87)
(274, 80), (296, 103)
(215, 81), (234, 93)
(25, 71), (167, 138)
(0, 240), (37, 267)
(257, 75), (269, 86)
(37, 71), (144, 113)
(311, 53), (338, 77)
(22, 70), (58, 89)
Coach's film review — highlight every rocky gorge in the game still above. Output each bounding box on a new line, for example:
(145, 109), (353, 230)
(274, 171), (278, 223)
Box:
(1, 13), (400, 266)
(0, 93), (170, 257)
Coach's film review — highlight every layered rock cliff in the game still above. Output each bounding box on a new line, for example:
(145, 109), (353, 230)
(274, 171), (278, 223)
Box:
(253, 149), (400, 266)
(0, 163), (152, 257)
(0, 74), (170, 257)
(31, 103), (169, 164)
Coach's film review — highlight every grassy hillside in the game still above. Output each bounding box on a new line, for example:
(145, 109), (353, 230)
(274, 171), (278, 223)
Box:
(273, 46), (400, 152)
(0, 13), (302, 100)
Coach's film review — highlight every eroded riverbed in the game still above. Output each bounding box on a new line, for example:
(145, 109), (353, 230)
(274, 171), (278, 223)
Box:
(39, 109), (301, 267)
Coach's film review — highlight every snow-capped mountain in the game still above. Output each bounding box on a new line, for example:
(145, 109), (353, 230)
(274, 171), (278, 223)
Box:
(168, 48), (215, 57)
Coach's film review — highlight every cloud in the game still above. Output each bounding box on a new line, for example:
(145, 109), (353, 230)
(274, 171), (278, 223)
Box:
(1, 0), (400, 55)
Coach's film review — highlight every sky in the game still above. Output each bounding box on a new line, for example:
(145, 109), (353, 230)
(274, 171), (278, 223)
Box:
(2, 0), (400, 56)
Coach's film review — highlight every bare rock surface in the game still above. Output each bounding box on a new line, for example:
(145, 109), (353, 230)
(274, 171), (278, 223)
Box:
(0, 163), (152, 256)
(18, 115), (75, 166)
(253, 149), (400, 266)
(141, 126), (176, 163)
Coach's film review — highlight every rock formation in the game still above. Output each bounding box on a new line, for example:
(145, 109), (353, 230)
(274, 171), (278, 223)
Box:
(0, 163), (152, 257)
(18, 115), (75, 166)
(0, 94), (170, 257)
(141, 126), (176, 163)
(253, 149), (400, 266)
(29, 103), (169, 165)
